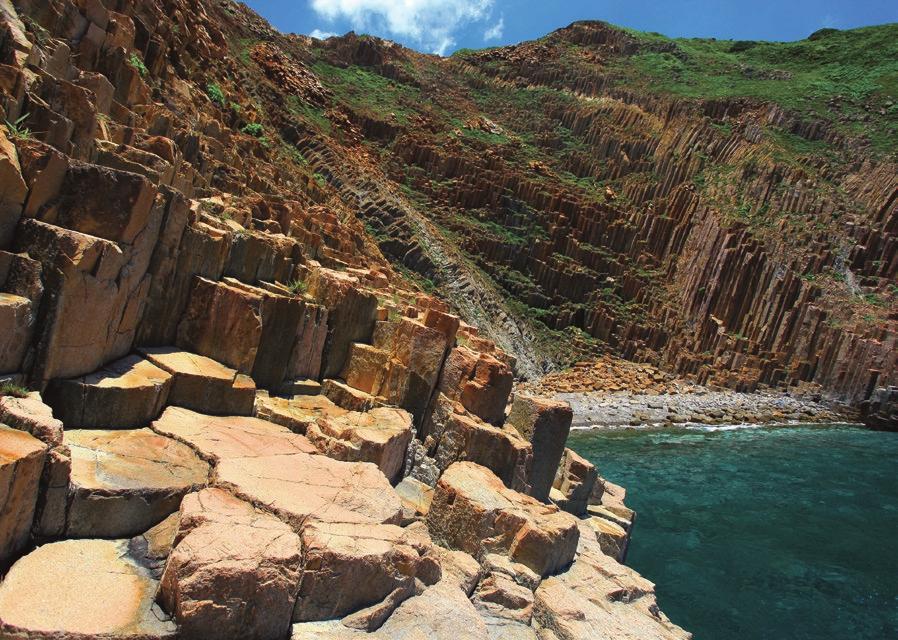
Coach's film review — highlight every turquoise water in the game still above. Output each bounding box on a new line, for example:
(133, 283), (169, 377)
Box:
(568, 424), (898, 640)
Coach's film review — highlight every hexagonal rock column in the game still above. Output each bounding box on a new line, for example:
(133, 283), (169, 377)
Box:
(0, 539), (177, 639)
(141, 347), (256, 416)
(293, 521), (440, 622)
(151, 406), (317, 463)
(507, 395), (573, 502)
(44, 354), (172, 428)
(255, 391), (348, 434)
(426, 462), (579, 578)
(306, 407), (414, 482)
(160, 488), (303, 640)
(214, 452), (403, 529)
(551, 447), (599, 516)
(63, 428), (209, 537)
(0, 424), (47, 567)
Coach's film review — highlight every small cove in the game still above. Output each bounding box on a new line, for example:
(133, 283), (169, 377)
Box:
(569, 423), (898, 640)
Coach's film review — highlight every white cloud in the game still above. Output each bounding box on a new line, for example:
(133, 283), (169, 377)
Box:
(483, 16), (503, 41)
(309, 28), (338, 39)
(309, 0), (495, 55)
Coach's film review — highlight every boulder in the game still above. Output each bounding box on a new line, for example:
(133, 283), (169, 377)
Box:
(395, 477), (434, 517)
(151, 406), (317, 463)
(551, 448), (598, 516)
(293, 520), (440, 622)
(306, 268), (378, 379)
(215, 452), (403, 529)
(375, 581), (491, 640)
(425, 394), (531, 492)
(255, 390), (348, 434)
(44, 354), (172, 428)
(0, 292), (31, 373)
(427, 462), (579, 577)
(0, 391), (63, 445)
(141, 346), (255, 416)
(0, 424), (46, 566)
(307, 407), (413, 482)
(0, 539), (177, 639)
(507, 396), (572, 502)
(533, 533), (690, 640)
(63, 428), (209, 537)
(160, 488), (303, 640)
(437, 347), (513, 425)
(323, 378), (378, 411)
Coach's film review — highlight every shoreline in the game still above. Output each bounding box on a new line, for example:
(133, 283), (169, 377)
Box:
(554, 388), (849, 430)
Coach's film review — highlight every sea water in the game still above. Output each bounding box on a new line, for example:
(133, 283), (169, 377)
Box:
(568, 423), (898, 640)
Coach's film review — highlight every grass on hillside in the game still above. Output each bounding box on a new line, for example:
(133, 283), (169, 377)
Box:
(607, 24), (898, 154)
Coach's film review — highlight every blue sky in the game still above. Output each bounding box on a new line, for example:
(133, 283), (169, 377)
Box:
(243, 1), (898, 55)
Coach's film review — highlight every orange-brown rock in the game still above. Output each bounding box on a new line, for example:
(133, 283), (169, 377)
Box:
(160, 488), (303, 640)
(254, 390), (349, 433)
(151, 406), (317, 463)
(551, 447), (599, 516)
(0, 539), (177, 638)
(423, 394), (532, 491)
(306, 406), (413, 482)
(141, 347), (256, 416)
(215, 451), (403, 529)
(437, 346), (514, 425)
(44, 354), (172, 428)
(507, 395), (573, 502)
(427, 462), (579, 577)
(63, 428), (209, 537)
(0, 424), (46, 566)
(293, 520), (440, 622)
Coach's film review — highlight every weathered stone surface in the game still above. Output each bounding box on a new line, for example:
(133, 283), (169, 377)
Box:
(15, 218), (160, 383)
(425, 394), (532, 492)
(0, 292), (31, 373)
(307, 268), (378, 379)
(307, 407), (413, 482)
(160, 488), (303, 640)
(45, 354), (172, 428)
(0, 129), (27, 248)
(473, 573), (537, 639)
(151, 405), (316, 463)
(128, 512), (179, 579)
(323, 378), (378, 411)
(580, 514), (630, 562)
(427, 462), (579, 577)
(293, 520), (440, 622)
(0, 424), (46, 566)
(551, 448), (598, 516)
(64, 428), (209, 537)
(215, 452), (403, 529)
(375, 581), (491, 640)
(434, 546), (483, 595)
(507, 396), (573, 502)
(255, 390), (348, 434)
(0, 539), (177, 639)
(437, 347), (514, 425)
(395, 477), (434, 517)
(141, 346), (255, 416)
(0, 391), (63, 445)
(533, 526), (690, 640)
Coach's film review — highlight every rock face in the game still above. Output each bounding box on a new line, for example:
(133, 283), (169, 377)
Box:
(427, 462), (579, 577)
(45, 354), (172, 428)
(306, 407), (413, 482)
(0, 424), (46, 566)
(63, 428), (209, 537)
(160, 488), (303, 640)
(507, 395), (573, 502)
(0, 539), (177, 639)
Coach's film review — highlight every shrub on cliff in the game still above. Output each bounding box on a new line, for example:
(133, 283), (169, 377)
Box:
(241, 123), (264, 137)
(206, 82), (226, 107)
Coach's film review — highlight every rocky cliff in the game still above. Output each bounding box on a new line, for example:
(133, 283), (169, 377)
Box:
(0, 1), (697, 638)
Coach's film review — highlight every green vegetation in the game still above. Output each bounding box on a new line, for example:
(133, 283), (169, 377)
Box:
(241, 122), (264, 137)
(286, 96), (332, 135)
(206, 82), (226, 107)
(311, 62), (423, 124)
(0, 383), (28, 398)
(4, 113), (31, 140)
(313, 172), (327, 187)
(286, 279), (307, 295)
(607, 24), (898, 154)
(127, 53), (148, 77)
